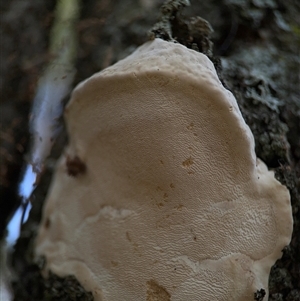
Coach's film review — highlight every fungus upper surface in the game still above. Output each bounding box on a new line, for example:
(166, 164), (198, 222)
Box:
(35, 38), (293, 301)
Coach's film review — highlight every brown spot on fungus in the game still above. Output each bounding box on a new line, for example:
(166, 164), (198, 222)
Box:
(65, 155), (86, 177)
(44, 218), (51, 229)
(111, 261), (118, 267)
(146, 279), (171, 301)
(187, 122), (194, 130)
(126, 231), (132, 242)
(157, 202), (164, 208)
(35, 39), (293, 300)
(174, 204), (183, 210)
(182, 156), (194, 167)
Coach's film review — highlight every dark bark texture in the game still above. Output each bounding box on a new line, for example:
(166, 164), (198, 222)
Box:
(1, 0), (299, 300)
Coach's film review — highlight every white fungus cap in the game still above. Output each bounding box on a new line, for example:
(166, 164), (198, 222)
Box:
(35, 38), (293, 301)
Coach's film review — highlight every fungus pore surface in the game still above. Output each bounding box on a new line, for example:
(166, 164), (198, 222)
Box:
(35, 38), (293, 301)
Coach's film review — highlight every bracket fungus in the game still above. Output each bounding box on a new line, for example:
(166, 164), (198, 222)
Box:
(35, 38), (293, 300)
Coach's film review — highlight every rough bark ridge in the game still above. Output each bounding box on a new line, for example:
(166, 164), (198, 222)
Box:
(0, 0), (299, 300)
